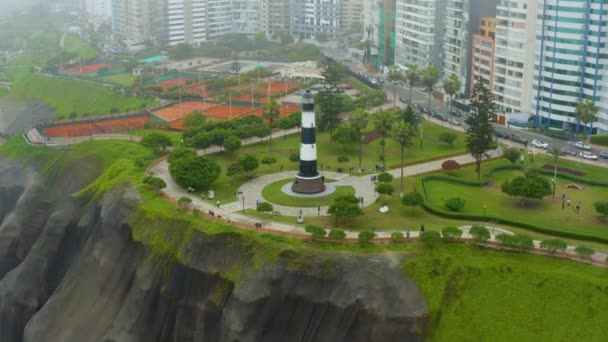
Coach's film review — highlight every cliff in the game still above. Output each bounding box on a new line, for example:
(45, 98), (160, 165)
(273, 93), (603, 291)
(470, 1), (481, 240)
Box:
(0, 159), (428, 342)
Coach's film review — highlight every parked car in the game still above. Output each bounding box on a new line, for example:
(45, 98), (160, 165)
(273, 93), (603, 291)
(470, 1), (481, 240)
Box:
(495, 131), (509, 139)
(599, 151), (608, 159)
(579, 151), (598, 160)
(448, 118), (461, 125)
(510, 134), (528, 144)
(436, 115), (448, 122)
(414, 104), (425, 112)
(574, 141), (592, 150)
(450, 110), (463, 117)
(560, 148), (578, 156)
(421, 86), (432, 92)
(531, 139), (549, 149)
(399, 96), (408, 103)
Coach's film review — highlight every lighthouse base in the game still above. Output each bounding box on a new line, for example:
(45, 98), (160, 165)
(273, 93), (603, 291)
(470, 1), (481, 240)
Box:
(291, 175), (326, 194)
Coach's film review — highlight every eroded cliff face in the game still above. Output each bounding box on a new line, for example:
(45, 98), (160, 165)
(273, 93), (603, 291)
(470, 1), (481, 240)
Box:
(0, 160), (428, 342)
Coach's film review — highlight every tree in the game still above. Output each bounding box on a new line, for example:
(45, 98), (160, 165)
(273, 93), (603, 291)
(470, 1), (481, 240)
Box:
(574, 245), (594, 259)
(262, 97), (280, 151)
(140, 133), (173, 152)
(349, 108), (369, 169)
(253, 124), (272, 142)
(256, 201), (273, 213)
(420, 231), (441, 248)
(316, 32), (328, 42)
(191, 132), (213, 151)
(392, 121), (415, 195)
(387, 65), (402, 108)
(442, 74), (461, 112)
(374, 109), (396, 164)
(377, 172), (393, 183)
(170, 43), (194, 59)
(317, 60), (345, 138)
(169, 155), (221, 190)
(226, 163), (243, 178)
(390, 232), (404, 242)
(501, 171), (552, 206)
(469, 225), (490, 243)
(444, 197), (466, 212)
(332, 125), (360, 150)
(305, 225), (327, 240)
(223, 135), (242, 153)
(183, 111), (206, 127)
(441, 226), (463, 240)
(438, 132), (457, 147)
(404, 65), (419, 103)
(358, 230), (376, 245)
(465, 80), (496, 179)
(327, 194), (363, 225)
(422, 66), (440, 112)
(238, 154), (259, 177)
(594, 201), (608, 221)
(177, 196), (192, 209)
(279, 32), (294, 46)
(143, 176), (167, 191)
(401, 191), (423, 213)
(575, 99), (598, 140)
(261, 156), (277, 166)
(400, 105), (420, 128)
(503, 147), (521, 164)
(375, 182), (395, 198)
(540, 239), (567, 254)
(328, 228), (347, 240)
(168, 147), (196, 163)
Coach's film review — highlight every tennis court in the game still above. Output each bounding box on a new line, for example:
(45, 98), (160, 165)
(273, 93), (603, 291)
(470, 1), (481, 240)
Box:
(62, 63), (114, 76)
(44, 115), (152, 138)
(152, 101), (220, 122)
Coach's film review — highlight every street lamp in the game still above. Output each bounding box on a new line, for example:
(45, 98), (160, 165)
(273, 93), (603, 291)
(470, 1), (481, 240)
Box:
(237, 190), (244, 213)
(483, 205), (487, 220)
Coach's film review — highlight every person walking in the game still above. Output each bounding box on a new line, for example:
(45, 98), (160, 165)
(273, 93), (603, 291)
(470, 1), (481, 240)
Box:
(420, 224), (425, 233)
(216, 200), (221, 208)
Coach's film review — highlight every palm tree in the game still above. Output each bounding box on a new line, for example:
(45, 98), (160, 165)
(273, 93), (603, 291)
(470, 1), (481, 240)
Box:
(443, 74), (461, 113)
(404, 65), (419, 103)
(422, 66), (440, 116)
(374, 109), (397, 166)
(575, 99), (598, 140)
(550, 146), (561, 198)
(262, 97), (280, 151)
(387, 65), (402, 108)
(392, 121), (416, 197)
(349, 108), (369, 170)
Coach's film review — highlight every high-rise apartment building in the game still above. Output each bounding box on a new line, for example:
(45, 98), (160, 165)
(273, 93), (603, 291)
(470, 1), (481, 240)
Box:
(232, 0), (260, 34)
(340, 0), (364, 33)
(492, 0), (537, 114)
(291, 0), (341, 40)
(206, 0), (232, 37)
(260, 0), (291, 38)
(83, 0), (113, 24)
(470, 17), (495, 94)
(443, 0), (498, 97)
(162, 0), (207, 46)
(395, 0), (446, 70)
(533, 0), (608, 134)
(112, 0), (162, 48)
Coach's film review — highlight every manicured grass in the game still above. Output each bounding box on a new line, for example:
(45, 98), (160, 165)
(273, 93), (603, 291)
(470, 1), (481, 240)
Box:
(0, 88), (8, 99)
(11, 73), (154, 117)
(99, 73), (136, 87)
(405, 244), (608, 341)
(261, 178), (355, 207)
(63, 35), (99, 61)
(126, 129), (183, 146)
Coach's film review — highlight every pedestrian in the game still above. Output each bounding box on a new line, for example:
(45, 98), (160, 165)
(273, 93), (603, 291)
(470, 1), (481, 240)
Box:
(406, 229), (410, 239)
(256, 199), (260, 206)
(420, 224), (425, 233)
(280, 164), (283, 173)
(217, 200), (221, 208)
(317, 205), (321, 216)
(567, 199), (571, 207)
(576, 201), (581, 213)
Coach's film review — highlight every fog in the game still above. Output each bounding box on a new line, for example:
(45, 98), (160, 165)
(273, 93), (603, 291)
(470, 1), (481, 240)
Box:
(0, 0), (37, 17)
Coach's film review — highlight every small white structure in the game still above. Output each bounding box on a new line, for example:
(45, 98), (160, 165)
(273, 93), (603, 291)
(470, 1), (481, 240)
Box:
(379, 205), (389, 213)
(277, 61), (323, 82)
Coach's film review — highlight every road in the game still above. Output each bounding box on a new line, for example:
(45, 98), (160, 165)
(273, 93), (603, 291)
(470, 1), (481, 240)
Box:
(322, 48), (608, 165)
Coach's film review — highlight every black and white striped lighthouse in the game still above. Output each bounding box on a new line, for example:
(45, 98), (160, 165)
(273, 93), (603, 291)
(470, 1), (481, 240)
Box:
(291, 89), (325, 194)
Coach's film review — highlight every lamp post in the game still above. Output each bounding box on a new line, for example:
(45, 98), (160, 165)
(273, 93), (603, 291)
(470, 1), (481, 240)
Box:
(552, 163), (557, 198)
(483, 205), (487, 220)
(237, 190), (244, 213)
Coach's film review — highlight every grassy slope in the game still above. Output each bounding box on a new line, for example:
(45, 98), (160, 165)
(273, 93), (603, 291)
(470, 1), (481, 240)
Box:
(261, 178), (355, 207)
(405, 244), (608, 341)
(63, 34), (99, 61)
(99, 73), (136, 86)
(11, 73), (153, 117)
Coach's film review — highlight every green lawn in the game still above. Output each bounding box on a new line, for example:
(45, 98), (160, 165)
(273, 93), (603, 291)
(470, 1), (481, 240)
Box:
(11, 73), (154, 117)
(127, 129), (183, 146)
(0, 88), (8, 99)
(261, 178), (354, 207)
(99, 73), (136, 87)
(63, 35), (99, 61)
(405, 243), (608, 341)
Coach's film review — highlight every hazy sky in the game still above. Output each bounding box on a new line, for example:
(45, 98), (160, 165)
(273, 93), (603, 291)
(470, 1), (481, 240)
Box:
(0, 0), (36, 17)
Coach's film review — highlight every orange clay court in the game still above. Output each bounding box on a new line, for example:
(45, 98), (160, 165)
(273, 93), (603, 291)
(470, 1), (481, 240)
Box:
(156, 77), (189, 92)
(62, 63), (114, 76)
(44, 115), (152, 138)
(152, 101), (221, 122)
(254, 81), (300, 96)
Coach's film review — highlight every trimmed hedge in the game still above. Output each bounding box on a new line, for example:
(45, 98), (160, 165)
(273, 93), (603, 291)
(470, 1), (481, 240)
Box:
(541, 164), (585, 177)
(590, 134), (608, 146)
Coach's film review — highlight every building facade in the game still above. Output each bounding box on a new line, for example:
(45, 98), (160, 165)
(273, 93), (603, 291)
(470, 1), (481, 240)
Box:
(83, 0), (113, 24)
(232, 0), (260, 34)
(162, 0), (207, 46)
(291, 0), (341, 40)
(395, 0), (446, 70)
(111, 0), (162, 48)
(260, 0), (291, 38)
(533, 0), (608, 134)
(492, 0), (537, 114)
(470, 17), (496, 94)
(340, 0), (364, 33)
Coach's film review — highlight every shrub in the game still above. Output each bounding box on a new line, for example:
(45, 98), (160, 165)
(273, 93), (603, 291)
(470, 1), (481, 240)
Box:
(444, 197), (466, 212)
(337, 155), (349, 163)
(305, 225), (327, 239)
(441, 226), (463, 240)
(590, 134), (608, 146)
(143, 175), (167, 190)
(469, 225), (490, 242)
(438, 132), (458, 146)
(377, 172), (394, 183)
(496, 234), (533, 250)
(256, 201), (273, 213)
(420, 231), (441, 247)
(192, 208), (200, 217)
(261, 156), (277, 165)
(390, 232), (404, 242)
(441, 160), (460, 171)
(289, 152), (300, 162)
(177, 196), (192, 208)
(503, 147), (521, 164)
(540, 239), (567, 254)
(358, 230), (376, 245)
(594, 201), (608, 221)
(375, 182), (395, 197)
(328, 228), (347, 240)
(574, 245), (594, 259)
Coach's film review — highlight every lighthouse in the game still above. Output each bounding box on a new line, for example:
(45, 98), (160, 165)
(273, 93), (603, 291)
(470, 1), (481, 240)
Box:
(292, 89), (325, 194)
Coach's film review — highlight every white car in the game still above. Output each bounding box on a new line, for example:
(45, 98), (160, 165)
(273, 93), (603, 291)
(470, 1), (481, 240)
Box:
(448, 118), (461, 126)
(575, 141), (592, 150)
(531, 139), (549, 149)
(579, 151), (598, 160)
